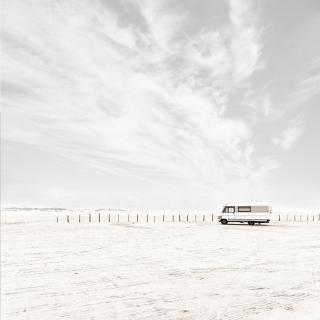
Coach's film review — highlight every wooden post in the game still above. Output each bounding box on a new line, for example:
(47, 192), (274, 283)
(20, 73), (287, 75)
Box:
(307, 214), (309, 222)
(179, 214), (181, 222)
(318, 214), (320, 221)
(56, 217), (59, 223)
(117, 214), (119, 223)
(294, 215), (296, 221)
(89, 213), (91, 223)
(313, 215), (314, 222)
(172, 215), (174, 222)
(154, 216), (156, 222)
(99, 213), (101, 223)
(163, 214), (165, 222)
(300, 215), (302, 221)
(136, 214), (139, 223)
(195, 215), (197, 222)
(128, 214), (130, 222)
(212, 214), (213, 222)
(278, 214), (280, 221)
(187, 214), (189, 222)
(203, 215), (205, 222)
(79, 214), (81, 223)
(67, 215), (69, 223)
(108, 214), (110, 223)
(147, 214), (149, 223)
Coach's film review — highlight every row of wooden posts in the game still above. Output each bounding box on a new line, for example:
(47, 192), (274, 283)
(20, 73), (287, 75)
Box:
(57, 213), (215, 224)
(278, 214), (320, 222)
(56, 213), (320, 223)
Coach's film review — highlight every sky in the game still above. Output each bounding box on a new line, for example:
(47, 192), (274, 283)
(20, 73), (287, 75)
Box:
(1, 0), (320, 210)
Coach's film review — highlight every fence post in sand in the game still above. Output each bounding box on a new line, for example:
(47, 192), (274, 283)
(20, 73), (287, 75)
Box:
(99, 213), (101, 223)
(163, 214), (165, 222)
(300, 215), (302, 221)
(79, 214), (81, 223)
(179, 214), (181, 222)
(278, 215), (280, 221)
(147, 214), (149, 223)
(154, 216), (156, 222)
(89, 213), (91, 223)
(136, 214), (139, 223)
(56, 216), (59, 223)
(203, 215), (205, 222)
(307, 214), (309, 222)
(294, 215), (296, 221)
(187, 214), (189, 222)
(172, 215), (174, 222)
(67, 215), (69, 223)
(195, 215), (197, 223)
(212, 214), (213, 222)
(108, 214), (110, 223)
(117, 214), (119, 223)
(128, 214), (130, 222)
(313, 215), (314, 222)
(318, 214), (320, 221)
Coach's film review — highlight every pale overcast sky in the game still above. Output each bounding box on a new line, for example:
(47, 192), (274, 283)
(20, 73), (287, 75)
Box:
(2, 0), (320, 210)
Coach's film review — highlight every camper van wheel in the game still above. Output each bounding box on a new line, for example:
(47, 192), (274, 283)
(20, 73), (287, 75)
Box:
(221, 219), (228, 225)
(248, 221), (255, 226)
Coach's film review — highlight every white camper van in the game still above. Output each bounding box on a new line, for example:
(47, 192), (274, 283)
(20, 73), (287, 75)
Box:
(218, 204), (272, 225)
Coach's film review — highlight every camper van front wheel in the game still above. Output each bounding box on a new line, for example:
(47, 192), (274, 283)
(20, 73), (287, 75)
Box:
(221, 219), (228, 225)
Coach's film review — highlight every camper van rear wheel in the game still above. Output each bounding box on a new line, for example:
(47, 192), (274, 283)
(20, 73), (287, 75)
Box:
(248, 221), (255, 226)
(221, 219), (228, 225)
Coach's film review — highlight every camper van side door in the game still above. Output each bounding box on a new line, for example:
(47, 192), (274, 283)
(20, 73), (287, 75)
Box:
(226, 206), (235, 220)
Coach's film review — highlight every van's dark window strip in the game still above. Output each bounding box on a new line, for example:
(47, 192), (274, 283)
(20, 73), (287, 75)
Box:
(238, 206), (251, 212)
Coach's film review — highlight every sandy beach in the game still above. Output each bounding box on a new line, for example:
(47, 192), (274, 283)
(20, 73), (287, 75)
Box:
(1, 210), (320, 320)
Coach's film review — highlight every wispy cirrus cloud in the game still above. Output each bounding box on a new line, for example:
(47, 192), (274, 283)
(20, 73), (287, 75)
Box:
(2, 0), (290, 207)
(229, 0), (263, 82)
(294, 62), (320, 105)
(273, 117), (304, 150)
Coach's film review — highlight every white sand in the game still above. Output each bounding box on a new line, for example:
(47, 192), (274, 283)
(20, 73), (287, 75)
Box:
(1, 210), (320, 319)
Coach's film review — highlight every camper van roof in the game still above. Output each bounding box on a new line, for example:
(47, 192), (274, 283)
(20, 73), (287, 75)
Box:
(225, 202), (270, 207)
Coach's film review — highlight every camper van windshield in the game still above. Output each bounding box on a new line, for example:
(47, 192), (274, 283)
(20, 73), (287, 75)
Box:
(223, 206), (235, 213)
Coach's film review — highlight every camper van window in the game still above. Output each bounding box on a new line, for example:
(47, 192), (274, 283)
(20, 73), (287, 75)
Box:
(238, 206), (251, 212)
(227, 207), (235, 213)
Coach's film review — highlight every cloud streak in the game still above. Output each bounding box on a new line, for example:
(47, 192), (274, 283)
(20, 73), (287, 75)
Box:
(3, 0), (318, 208)
(273, 118), (304, 150)
(2, 0), (260, 183)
